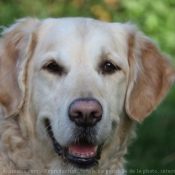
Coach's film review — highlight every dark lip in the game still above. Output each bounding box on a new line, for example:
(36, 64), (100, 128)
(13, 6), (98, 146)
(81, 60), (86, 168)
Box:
(45, 119), (103, 169)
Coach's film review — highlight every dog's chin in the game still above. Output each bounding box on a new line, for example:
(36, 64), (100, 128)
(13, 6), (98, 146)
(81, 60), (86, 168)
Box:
(45, 119), (103, 169)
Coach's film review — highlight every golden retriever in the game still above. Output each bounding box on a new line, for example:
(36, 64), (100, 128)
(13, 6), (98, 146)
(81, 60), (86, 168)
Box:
(0, 17), (174, 175)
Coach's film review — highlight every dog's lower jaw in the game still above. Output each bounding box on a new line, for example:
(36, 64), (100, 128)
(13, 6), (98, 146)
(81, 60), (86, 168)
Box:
(51, 138), (103, 169)
(46, 120), (103, 169)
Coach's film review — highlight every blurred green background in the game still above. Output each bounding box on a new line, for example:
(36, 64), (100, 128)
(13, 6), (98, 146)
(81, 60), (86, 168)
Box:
(0, 0), (174, 174)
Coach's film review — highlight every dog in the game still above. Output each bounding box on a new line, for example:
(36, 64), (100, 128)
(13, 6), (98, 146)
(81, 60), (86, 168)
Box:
(0, 17), (174, 175)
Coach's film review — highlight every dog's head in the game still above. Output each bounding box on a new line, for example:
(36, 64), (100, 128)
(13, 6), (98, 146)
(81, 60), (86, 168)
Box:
(0, 18), (174, 170)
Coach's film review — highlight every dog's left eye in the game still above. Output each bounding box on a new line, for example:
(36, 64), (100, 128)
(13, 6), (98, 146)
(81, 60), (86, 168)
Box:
(102, 61), (120, 74)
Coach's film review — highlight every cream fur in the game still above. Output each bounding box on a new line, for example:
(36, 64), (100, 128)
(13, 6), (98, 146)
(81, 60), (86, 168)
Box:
(0, 17), (174, 175)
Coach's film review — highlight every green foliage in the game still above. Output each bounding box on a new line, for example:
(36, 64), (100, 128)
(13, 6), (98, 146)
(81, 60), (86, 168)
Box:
(0, 0), (174, 173)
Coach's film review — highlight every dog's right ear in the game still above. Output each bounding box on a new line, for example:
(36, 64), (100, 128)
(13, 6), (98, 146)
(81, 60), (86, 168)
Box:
(0, 18), (40, 117)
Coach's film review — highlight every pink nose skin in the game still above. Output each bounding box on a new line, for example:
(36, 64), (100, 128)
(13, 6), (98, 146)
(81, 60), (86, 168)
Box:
(69, 98), (102, 127)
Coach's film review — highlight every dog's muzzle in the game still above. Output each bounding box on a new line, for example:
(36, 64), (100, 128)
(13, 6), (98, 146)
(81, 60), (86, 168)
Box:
(45, 98), (104, 169)
(46, 119), (103, 169)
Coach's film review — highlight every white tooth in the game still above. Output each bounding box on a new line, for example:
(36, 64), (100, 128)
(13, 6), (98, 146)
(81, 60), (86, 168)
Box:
(86, 153), (90, 158)
(90, 152), (94, 156)
(81, 154), (86, 158)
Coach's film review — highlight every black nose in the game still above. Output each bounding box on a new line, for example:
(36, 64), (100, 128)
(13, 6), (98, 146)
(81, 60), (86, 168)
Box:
(69, 98), (102, 127)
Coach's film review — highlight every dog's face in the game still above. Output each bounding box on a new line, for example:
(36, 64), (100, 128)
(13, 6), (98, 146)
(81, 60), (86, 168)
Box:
(29, 18), (129, 168)
(0, 18), (174, 171)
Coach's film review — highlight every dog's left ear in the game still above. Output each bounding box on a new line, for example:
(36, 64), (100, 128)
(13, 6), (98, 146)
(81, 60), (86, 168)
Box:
(125, 29), (175, 122)
(0, 18), (40, 117)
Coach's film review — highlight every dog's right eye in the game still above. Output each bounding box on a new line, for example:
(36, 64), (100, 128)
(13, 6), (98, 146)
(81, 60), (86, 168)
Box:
(44, 62), (63, 74)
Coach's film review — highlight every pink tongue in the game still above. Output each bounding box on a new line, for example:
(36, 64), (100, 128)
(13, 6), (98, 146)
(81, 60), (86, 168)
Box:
(70, 143), (95, 154)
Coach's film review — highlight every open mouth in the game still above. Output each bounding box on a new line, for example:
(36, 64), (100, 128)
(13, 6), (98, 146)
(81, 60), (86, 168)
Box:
(45, 119), (102, 169)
